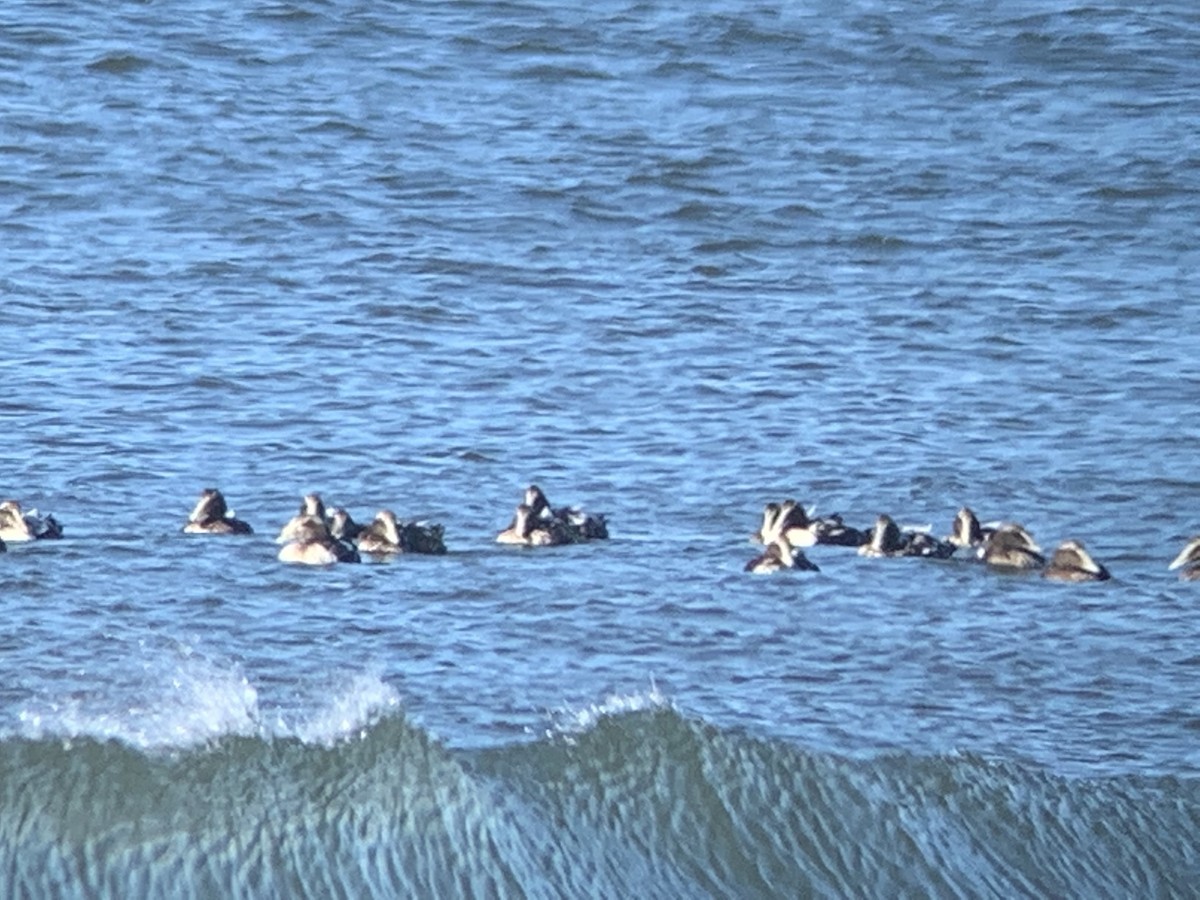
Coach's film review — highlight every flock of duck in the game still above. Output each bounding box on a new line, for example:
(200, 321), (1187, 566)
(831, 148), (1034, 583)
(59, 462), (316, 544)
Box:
(0, 485), (609, 564)
(3, 489), (1200, 582)
(746, 500), (1200, 583)
(178, 483), (609, 564)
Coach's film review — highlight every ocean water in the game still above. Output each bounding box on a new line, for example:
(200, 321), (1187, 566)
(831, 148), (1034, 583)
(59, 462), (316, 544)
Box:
(3, 1), (1200, 896)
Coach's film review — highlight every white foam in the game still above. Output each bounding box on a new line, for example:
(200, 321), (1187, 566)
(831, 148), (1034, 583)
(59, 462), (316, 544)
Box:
(11, 649), (402, 751)
(289, 671), (402, 747)
(543, 680), (672, 741)
(16, 654), (261, 750)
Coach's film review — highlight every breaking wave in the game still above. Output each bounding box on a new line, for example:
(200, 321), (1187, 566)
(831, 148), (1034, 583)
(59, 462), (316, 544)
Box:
(3, 703), (1197, 898)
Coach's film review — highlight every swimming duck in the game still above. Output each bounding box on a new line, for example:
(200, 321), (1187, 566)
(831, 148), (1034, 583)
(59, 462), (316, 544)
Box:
(977, 524), (1044, 570)
(398, 518), (448, 555)
(771, 500), (823, 546)
(276, 493), (327, 544)
(858, 515), (906, 557)
(1168, 536), (1200, 581)
(1042, 540), (1111, 582)
(0, 499), (64, 541)
(496, 503), (575, 547)
(906, 530), (957, 559)
(752, 500), (866, 548)
(355, 510), (404, 554)
(182, 488), (253, 535)
(787, 501), (864, 549)
(858, 514), (955, 559)
(947, 507), (987, 548)
(356, 509), (448, 555)
(745, 533), (819, 574)
(523, 484), (608, 540)
(277, 516), (360, 565)
(949, 507), (1040, 553)
(328, 507), (364, 543)
(811, 513), (868, 547)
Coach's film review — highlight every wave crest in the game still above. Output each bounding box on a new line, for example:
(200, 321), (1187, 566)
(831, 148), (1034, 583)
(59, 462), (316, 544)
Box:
(10, 652), (401, 751)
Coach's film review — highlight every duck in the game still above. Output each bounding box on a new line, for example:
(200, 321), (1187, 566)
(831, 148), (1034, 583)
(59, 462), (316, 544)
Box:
(778, 499), (867, 548)
(355, 510), (404, 554)
(767, 500), (821, 547)
(496, 503), (575, 547)
(858, 514), (956, 559)
(328, 507), (364, 543)
(276, 493), (327, 544)
(356, 509), (448, 555)
(745, 533), (819, 574)
(182, 488), (253, 535)
(904, 529), (958, 559)
(858, 515), (906, 557)
(949, 507), (1040, 552)
(397, 517), (448, 555)
(752, 500), (866, 548)
(1042, 539), (1111, 582)
(946, 506), (988, 548)
(752, 502), (782, 544)
(977, 524), (1044, 570)
(1168, 536), (1200, 581)
(277, 516), (360, 565)
(524, 484), (608, 540)
(810, 513), (868, 547)
(0, 499), (64, 541)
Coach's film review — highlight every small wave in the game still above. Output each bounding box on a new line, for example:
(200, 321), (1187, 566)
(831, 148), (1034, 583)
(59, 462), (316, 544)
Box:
(693, 237), (768, 254)
(542, 681), (672, 740)
(1085, 184), (1180, 201)
(667, 200), (718, 221)
(85, 53), (153, 75)
(842, 231), (915, 249)
(511, 63), (613, 81)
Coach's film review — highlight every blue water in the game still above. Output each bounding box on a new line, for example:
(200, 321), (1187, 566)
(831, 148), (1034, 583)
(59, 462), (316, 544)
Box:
(4, 1), (1200, 895)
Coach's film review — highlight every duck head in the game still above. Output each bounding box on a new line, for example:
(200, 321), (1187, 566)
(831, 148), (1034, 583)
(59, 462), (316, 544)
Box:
(868, 514), (904, 554)
(187, 488), (228, 525)
(523, 485), (552, 519)
(950, 507), (983, 547)
(1168, 536), (1200, 572)
(299, 493), (326, 519)
(1047, 539), (1111, 581)
(372, 509), (403, 545)
(328, 508), (360, 541)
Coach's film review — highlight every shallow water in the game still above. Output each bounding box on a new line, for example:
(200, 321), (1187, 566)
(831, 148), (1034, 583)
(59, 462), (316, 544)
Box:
(4, 0), (1200, 895)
